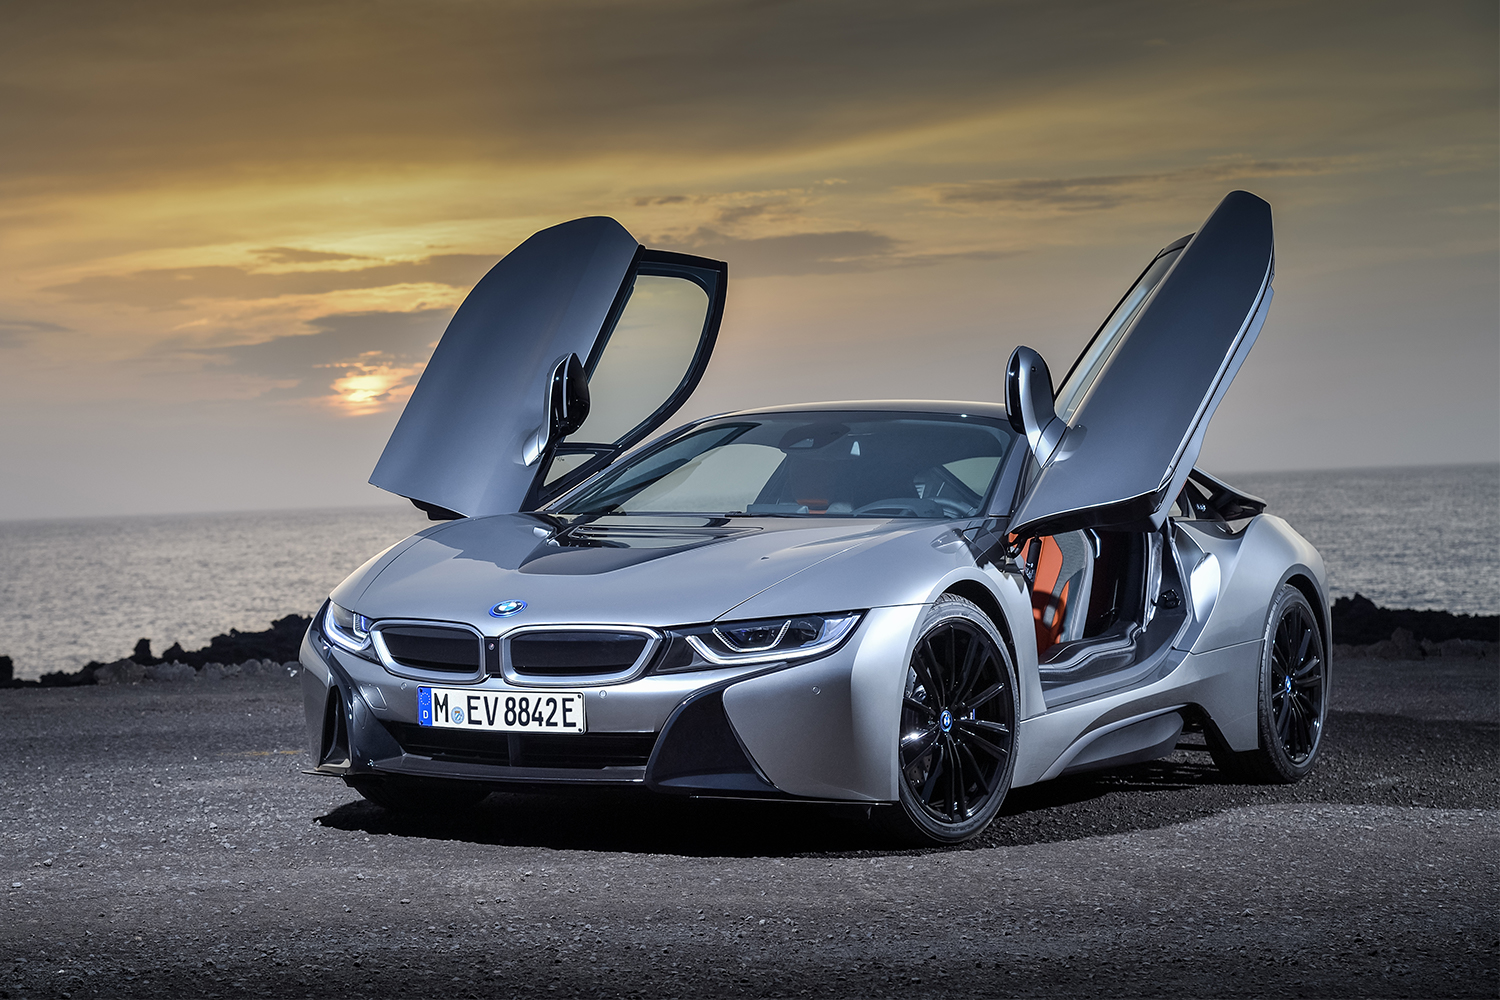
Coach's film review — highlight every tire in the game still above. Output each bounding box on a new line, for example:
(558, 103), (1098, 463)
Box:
(1208, 584), (1329, 783)
(349, 776), (489, 814)
(875, 595), (1018, 845)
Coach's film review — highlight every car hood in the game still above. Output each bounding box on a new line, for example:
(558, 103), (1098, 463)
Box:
(333, 514), (960, 630)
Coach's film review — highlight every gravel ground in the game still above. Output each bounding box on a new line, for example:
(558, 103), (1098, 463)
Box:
(1, 657), (1494, 998)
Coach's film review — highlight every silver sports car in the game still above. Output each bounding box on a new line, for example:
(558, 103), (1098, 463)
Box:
(300, 190), (1330, 844)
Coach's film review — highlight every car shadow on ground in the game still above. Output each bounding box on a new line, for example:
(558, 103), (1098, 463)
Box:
(313, 742), (1243, 857)
(314, 711), (1499, 857)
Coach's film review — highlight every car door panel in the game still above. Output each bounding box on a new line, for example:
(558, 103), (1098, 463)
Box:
(369, 218), (726, 517)
(1009, 190), (1274, 538)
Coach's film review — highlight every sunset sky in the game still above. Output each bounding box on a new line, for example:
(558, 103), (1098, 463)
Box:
(1, 0), (1494, 519)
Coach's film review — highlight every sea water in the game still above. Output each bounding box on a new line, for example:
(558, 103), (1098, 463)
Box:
(0, 465), (1494, 679)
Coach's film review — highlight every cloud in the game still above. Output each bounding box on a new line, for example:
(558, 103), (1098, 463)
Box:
(193, 308), (449, 411)
(658, 227), (1016, 277)
(45, 254), (496, 309)
(928, 159), (1352, 211)
(0, 317), (69, 347)
(255, 247), (371, 264)
(661, 228), (900, 277)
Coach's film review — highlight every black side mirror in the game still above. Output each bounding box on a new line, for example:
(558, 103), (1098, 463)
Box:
(548, 353), (591, 437)
(522, 353), (591, 468)
(1005, 346), (1066, 465)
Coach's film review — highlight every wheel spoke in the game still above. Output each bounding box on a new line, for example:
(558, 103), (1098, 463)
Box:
(957, 740), (993, 797)
(960, 681), (1005, 713)
(958, 723), (1009, 761)
(912, 645), (946, 706)
(920, 742), (946, 804)
(900, 726), (939, 763)
(1292, 655), (1322, 682)
(1274, 694), (1291, 740)
(1295, 621), (1313, 667)
(963, 718), (1011, 737)
(953, 630), (982, 704)
(950, 739), (968, 819)
(903, 696), (937, 718)
(1285, 696), (1304, 755)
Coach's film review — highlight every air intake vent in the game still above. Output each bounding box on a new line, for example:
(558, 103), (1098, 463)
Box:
(507, 630), (652, 678)
(384, 723), (656, 769)
(378, 625), (481, 673)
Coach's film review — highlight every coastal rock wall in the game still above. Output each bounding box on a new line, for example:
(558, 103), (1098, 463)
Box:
(1330, 594), (1497, 661)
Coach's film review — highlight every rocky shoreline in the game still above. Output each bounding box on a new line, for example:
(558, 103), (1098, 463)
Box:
(0, 594), (1493, 688)
(0, 613), (310, 688)
(1328, 594), (1497, 662)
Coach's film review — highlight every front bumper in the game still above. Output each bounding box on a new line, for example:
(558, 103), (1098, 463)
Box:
(300, 604), (923, 802)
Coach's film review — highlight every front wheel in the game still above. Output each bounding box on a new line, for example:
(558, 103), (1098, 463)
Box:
(1209, 583), (1329, 783)
(875, 596), (1018, 845)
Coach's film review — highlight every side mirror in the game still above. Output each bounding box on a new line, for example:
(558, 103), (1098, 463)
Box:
(1006, 346), (1066, 465)
(522, 353), (591, 467)
(548, 353), (591, 437)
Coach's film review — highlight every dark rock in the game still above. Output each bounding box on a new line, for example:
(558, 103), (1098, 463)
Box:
(93, 660), (146, 685)
(1389, 628), (1423, 659)
(144, 662), (196, 683)
(129, 638), (161, 666)
(0, 656), (11, 684)
(1332, 593), (1498, 646)
(163, 614), (312, 669)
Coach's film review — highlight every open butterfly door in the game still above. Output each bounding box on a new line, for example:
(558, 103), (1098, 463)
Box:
(370, 217), (727, 517)
(1004, 190), (1275, 538)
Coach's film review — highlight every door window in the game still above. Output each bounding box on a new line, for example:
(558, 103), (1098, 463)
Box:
(572, 274), (711, 443)
(540, 253), (725, 503)
(1054, 247), (1181, 424)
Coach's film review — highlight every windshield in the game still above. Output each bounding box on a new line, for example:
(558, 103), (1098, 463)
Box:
(554, 411), (1016, 518)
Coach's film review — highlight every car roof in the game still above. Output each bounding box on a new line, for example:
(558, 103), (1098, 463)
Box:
(709, 399), (1012, 421)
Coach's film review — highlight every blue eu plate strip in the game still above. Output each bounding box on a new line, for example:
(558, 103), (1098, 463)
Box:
(417, 686), (432, 726)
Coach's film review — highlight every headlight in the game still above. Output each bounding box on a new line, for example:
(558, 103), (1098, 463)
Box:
(323, 601), (374, 657)
(653, 612), (862, 671)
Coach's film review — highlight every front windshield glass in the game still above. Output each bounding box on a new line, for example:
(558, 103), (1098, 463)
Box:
(555, 411), (1016, 518)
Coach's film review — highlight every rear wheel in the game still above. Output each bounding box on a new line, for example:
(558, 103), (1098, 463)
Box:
(876, 596), (1017, 845)
(1209, 584), (1328, 783)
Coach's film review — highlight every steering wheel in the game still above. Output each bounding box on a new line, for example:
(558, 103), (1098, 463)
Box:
(852, 497), (970, 518)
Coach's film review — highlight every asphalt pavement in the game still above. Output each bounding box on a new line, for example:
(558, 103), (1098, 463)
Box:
(1, 656), (1494, 998)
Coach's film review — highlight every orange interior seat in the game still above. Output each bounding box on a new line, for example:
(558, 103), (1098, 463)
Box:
(1030, 535), (1071, 656)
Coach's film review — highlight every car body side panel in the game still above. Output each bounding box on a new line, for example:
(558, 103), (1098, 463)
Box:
(722, 526), (1045, 721)
(1011, 639), (1264, 785)
(723, 604), (922, 801)
(1182, 514), (1327, 655)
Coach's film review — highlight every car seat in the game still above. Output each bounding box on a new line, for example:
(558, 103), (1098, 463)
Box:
(1031, 531), (1094, 656)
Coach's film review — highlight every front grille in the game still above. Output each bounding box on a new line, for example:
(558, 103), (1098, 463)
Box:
(379, 625), (480, 673)
(385, 722), (656, 769)
(507, 630), (650, 677)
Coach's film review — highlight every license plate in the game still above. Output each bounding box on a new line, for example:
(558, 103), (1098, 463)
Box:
(418, 687), (586, 733)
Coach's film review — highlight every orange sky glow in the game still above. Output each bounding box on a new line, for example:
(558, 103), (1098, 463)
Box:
(0, 0), (1494, 518)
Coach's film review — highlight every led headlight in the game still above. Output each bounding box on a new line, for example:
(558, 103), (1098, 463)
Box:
(323, 601), (374, 658)
(653, 612), (862, 671)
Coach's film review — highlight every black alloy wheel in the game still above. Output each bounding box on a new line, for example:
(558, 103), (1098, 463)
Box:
(1269, 596), (1325, 764)
(1208, 583), (1329, 783)
(881, 595), (1017, 844)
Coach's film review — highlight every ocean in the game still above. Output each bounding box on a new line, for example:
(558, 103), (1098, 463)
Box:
(0, 464), (1494, 680)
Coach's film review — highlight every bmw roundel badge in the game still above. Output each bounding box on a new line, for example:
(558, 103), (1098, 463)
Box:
(490, 599), (527, 618)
